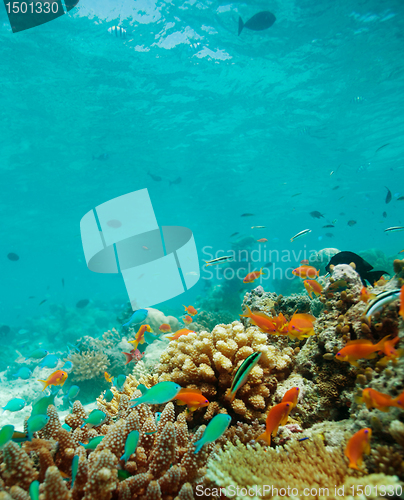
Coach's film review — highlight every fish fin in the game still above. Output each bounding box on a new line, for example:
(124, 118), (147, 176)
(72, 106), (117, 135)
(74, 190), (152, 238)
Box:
(38, 380), (48, 391)
(225, 388), (236, 402)
(366, 353), (377, 360)
(257, 432), (271, 445)
(238, 16), (244, 35)
(137, 384), (148, 395)
(354, 395), (364, 404)
(349, 360), (360, 368)
(193, 438), (205, 454)
(175, 400), (187, 406)
(122, 353), (132, 365)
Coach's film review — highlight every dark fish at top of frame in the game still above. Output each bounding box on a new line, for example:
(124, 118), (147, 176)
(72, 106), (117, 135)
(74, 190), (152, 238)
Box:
(397, 196), (404, 201)
(263, 262), (273, 268)
(332, 186), (340, 190)
(309, 211), (324, 219)
(92, 153), (109, 161)
(39, 299), (47, 306)
(76, 299), (90, 309)
(230, 232), (239, 237)
(325, 251), (389, 286)
(375, 143), (390, 153)
(238, 11), (276, 35)
(383, 212), (387, 218)
(347, 220), (357, 227)
(322, 224), (334, 228)
(148, 171), (162, 182)
(385, 186), (392, 204)
(169, 177), (182, 186)
(241, 213), (254, 217)
(291, 193), (302, 197)
(7, 252), (19, 261)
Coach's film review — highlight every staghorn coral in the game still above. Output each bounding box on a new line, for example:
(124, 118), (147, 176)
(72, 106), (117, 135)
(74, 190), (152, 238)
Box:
(1, 441), (38, 490)
(43, 465), (72, 500)
(156, 321), (295, 421)
(69, 350), (110, 383)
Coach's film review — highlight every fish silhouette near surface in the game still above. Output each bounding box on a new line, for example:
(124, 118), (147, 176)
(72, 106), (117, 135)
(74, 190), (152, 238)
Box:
(238, 11), (276, 36)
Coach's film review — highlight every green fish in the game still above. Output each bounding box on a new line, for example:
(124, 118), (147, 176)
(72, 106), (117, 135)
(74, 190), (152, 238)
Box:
(118, 470), (131, 481)
(194, 414), (231, 453)
(71, 455), (79, 488)
(31, 393), (56, 417)
(11, 430), (28, 443)
(130, 381), (182, 407)
(0, 424), (14, 450)
(80, 410), (106, 429)
(79, 436), (104, 450)
(103, 389), (114, 402)
(27, 415), (50, 441)
(29, 480), (40, 500)
(120, 430), (139, 463)
(25, 349), (48, 360)
(327, 280), (348, 294)
(2, 398), (25, 413)
(227, 352), (262, 402)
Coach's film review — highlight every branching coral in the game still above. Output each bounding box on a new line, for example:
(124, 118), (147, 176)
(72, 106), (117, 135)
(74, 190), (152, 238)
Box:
(156, 321), (295, 421)
(69, 351), (110, 382)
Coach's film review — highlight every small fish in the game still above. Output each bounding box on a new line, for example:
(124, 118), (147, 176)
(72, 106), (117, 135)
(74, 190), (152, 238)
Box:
(397, 196), (404, 201)
(7, 252), (19, 261)
(159, 323), (171, 333)
(281, 387), (300, 408)
(347, 220), (357, 227)
(71, 455), (79, 489)
(169, 177), (182, 186)
(27, 414), (50, 441)
(39, 299), (47, 306)
(31, 393), (56, 417)
(258, 402), (292, 445)
(164, 328), (194, 341)
(115, 374), (127, 391)
(130, 381), (182, 407)
(174, 388), (209, 412)
(356, 387), (402, 412)
(120, 431), (140, 463)
(194, 414), (231, 453)
(332, 186), (340, 190)
(291, 193), (302, 197)
(128, 324), (153, 351)
(142, 246), (149, 250)
(240, 306), (277, 334)
(39, 354), (59, 369)
(241, 213), (255, 217)
(335, 335), (391, 367)
(123, 349), (140, 365)
(298, 437), (309, 442)
(365, 289), (400, 318)
(359, 287), (376, 304)
(79, 436), (104, 450)
(147, 171), (162, 181)
(118, 470), (131, 481)
(263, 262), (273, 268)
(226, 352), (262, 402)
(251, 226), (266, 229)
(38, 370), (68, 391)
(0, 425), (14, 449)
(303, 280), (323, 299)
(287, 313), (316, 341)
(322, 225), (335, 228)
(76, 299), (89, 309)
(103, 389), (114, 402)
(292, 265), (319, 280)
(81, 410), (106, 429)
(238, 11), (276, 35)
(384, 226), (404, 233)
(309, 211), (324, 219)
(345, 428), (371, 470)
(155, 412), (162, 426)
(104, 371), (114, 383)
(385, 186), (392, 204)
(383, 211), (387, 218)
(375, 143), (390, 153)
(61, 361), (73, 372)
(230, 232), (239, 237)
(204, 256), (233, 266)
(183, 315), (193, 325)
(290, 229), (311, 242)
(243, 268), (264, 284)
(29, 480), (40, 500)
(2, 398), (25, 413)
(123, 309), (148, 327)
(12, 367), (32, 380)
(183, 305), (198, 316)
(63, 385), (80, 402)
(92, 152), (109, 160)
(257, 238), (268, 243)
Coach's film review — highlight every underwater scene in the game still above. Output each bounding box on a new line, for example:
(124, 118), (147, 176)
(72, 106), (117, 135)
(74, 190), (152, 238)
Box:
(1, 0), (404, 498)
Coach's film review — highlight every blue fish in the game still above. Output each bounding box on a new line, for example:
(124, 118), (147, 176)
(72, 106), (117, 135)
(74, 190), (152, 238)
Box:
(27, 415), (50, 441)
(103, 389), (114, 402)
(63, 385), (80, 402)
(144, 331), (159, 344)
(25, 348), (48, 360)
(71, 455), (79, 488)
(31, 393), (56, 417)
(122, 309), (148, 327)
(115, 374), (127, 391)
(38, 354), (59, 369)
(2, 398), (25, 413)
(13, 367), (32, 380)
(61, 361), (73, 372)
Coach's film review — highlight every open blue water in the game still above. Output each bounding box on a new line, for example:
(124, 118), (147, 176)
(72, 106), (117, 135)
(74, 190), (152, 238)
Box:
(0, 0), (403, 327)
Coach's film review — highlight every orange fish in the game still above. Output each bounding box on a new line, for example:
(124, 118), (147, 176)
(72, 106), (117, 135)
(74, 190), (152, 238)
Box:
(335, 335), (390, 367)
(104, 372), (114, 383)
(38, 370), (68, 391)
(356, 388), (402, 412)
(258, 402), (292, 445)
(128, 324), (152, 351)
(257, 238), (268, 243)
(378, 336), (404, 366)
(400, 285), (404, 319)
(287, 313), (316, 340)
(281, 387), (300, 408)
(159, 323), (171, 333)
(240, 306), (277, 334)
(173, 388), (209, 411)
(303, 280), (323, 299)
(183, 315), (193, 325)
(271, 313), (289, 335)
(122, 349), (143, 365)
(183, 305), (198, 316)
(300, 259), (310, 265)
(292, 265), (319, 280)
(243, 268), (264, 284)
(373, 276), (388, 287)
(359, 287), (376, 303)
(345, 428), (372, 470)
(164, 328), (194, 341)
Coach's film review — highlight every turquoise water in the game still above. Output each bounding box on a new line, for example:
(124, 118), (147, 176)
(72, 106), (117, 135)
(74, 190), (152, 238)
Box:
(0, 0), (403, 326)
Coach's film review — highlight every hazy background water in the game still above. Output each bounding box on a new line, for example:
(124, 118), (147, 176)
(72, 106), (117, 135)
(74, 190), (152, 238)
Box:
(0, 0), (403, 326)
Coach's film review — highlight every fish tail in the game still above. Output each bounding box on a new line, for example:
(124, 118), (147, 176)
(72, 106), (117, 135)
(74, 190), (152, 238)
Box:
(225, 388), (236, 402)
(238, 16), (244, 35)
(257, 432), (271, 445)
(376, 335), (391, 350)
(38, 380), (48, 391)
(193, 438), (205, 454)
(123, 352), (132, 365)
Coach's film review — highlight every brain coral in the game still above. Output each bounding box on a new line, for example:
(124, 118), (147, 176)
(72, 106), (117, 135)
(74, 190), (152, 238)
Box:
(156, 321), (295, 421)
(69, 350), (110, 383)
